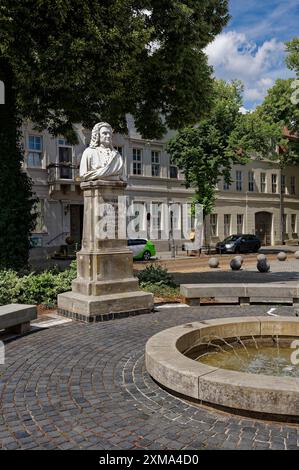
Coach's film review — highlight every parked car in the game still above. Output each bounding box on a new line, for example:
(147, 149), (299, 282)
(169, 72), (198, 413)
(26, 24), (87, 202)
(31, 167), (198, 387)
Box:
(216, 234), (261, 254)
(128, 238), (156, 261)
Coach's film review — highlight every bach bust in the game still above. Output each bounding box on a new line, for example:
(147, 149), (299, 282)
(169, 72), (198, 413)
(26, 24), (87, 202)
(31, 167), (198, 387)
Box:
(79, 122), (124, 181)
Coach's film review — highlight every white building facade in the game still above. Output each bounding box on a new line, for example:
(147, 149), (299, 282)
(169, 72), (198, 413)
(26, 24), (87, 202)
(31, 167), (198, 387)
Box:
(22, 118), (299, 260)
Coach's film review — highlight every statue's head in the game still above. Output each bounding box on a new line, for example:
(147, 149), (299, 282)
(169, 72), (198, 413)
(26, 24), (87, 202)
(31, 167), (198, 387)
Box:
(89, 122), (113, 149)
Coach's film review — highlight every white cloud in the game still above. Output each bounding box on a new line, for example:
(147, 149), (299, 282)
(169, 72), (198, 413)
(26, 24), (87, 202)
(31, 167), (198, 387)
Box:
(204, 31), (294, 107)
(239, 106), (250, 115)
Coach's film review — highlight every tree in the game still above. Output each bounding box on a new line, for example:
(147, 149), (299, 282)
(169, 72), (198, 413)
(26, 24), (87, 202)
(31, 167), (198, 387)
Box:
(0, 62), (37, 270)
(286, 38), (299, 76)
(227, 78), (299, 244)
(166, 80), (247, 216)
(256, 78), (299, 134)
(0, 0), (229, 269)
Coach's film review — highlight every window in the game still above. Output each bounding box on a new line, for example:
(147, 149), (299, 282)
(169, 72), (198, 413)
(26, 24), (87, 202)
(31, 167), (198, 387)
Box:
(260, 173), (266, 193)
(28, 135), (43, 167)
(291, 214), (297, 234)
(236, 171), (242, 191)
(58, 138), (73, 179)
(281, 174), (286, 194)
(151, 202), (161, 231)
(224, 214), (231, 237)
(133, 148), (142, 175)
(223, 179), (230, 190)
(33, 200), (46, 233)
(248, 171), (254, 192)
(132, 202), (146, 233)
(170, 165), (178, 179)
(210, 214), (218, 237)
(151, 151), (160, 177)
(291, 176), (296, 195)
(272, 174), (277, 193)
(170, 203), (181, 233)
(237, 214), (244, 233)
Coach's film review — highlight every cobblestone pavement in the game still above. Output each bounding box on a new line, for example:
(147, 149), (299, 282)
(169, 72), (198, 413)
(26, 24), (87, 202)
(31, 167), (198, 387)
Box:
(0, 305), (299, 450)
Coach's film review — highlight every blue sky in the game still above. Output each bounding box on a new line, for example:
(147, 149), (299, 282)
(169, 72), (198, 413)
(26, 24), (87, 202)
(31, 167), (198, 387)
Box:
(205, 0), (298, 110)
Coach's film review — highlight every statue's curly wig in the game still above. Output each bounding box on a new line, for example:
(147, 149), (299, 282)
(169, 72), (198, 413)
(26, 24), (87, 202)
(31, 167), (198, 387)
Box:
(89, 122), (113, 149)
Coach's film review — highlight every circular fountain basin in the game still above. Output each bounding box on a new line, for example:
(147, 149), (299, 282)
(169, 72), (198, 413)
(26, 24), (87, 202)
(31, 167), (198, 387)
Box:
(145, 317), (299, 418)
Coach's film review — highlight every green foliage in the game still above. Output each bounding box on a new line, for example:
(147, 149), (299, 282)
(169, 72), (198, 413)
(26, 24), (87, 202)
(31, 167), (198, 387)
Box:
(227, 79), (299, 169)
(0, 0), (229, 140)
(166, 80), (246, 215)
(286, 38), (299, 76)
(136, 264), (176, 287)
(140, 282), (180, 300)
(0, 270), (19, 305)
(0, 59), (37, 271)
(0, 261), (77, 307)
(257, 78), (299, 134)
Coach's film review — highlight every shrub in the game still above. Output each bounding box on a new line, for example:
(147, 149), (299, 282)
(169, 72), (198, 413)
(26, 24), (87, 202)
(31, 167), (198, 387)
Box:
(15, 271), (59, 307)
(0, 260), (77, 307)
(0, 270), (19, 305)
(140, 282), (180, 300)
(136, 264), (176, 287)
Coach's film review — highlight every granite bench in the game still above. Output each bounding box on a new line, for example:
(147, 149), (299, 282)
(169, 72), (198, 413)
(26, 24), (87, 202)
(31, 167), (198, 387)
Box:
(0, 304), (37, 334)
(180, 283), (299, 307)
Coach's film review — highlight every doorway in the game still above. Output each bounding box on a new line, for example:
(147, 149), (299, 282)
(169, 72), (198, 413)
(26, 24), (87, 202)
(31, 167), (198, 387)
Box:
(255, 212), (272, 245)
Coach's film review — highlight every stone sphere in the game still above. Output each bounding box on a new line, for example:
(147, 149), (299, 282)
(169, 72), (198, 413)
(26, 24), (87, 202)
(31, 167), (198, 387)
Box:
(294, 251), (299, 259)
(230, 257), (242, 271)
(257, 259), (270, 273)
(234, 255), (244, 265)
(257, 253), (266, 261)
(208, 257), (219, 268)
(277, 251), (287, 261)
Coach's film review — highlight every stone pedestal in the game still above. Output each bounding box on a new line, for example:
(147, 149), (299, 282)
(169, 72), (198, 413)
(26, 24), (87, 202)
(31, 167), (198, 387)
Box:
(58, 180), (153, 322)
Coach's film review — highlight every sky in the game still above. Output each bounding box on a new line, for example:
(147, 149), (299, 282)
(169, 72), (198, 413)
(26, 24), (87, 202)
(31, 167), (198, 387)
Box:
(205, 0), (299, 111)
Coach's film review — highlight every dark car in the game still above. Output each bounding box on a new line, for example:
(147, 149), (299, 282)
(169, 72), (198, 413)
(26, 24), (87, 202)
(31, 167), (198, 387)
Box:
(216, 234), (261, 254)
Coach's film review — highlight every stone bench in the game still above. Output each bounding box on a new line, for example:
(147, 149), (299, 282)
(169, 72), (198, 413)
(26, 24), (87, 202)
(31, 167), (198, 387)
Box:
(180, 283), (299, 306)
(0, 304), (37, 334)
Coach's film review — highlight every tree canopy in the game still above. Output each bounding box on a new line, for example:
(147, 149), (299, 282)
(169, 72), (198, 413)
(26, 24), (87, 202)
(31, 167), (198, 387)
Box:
(166, 80), (246, 215)
(0, 0), (229, 140)
(286, 37), (299, 76)
(227, 78), (299, 169)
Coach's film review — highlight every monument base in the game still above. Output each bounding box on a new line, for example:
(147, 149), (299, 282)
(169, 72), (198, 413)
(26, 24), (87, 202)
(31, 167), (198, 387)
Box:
(57, 290), (154, 323)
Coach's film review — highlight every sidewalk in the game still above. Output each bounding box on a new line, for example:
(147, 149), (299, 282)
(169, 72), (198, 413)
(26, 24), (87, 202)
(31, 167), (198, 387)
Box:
(153, 245), (299, 260)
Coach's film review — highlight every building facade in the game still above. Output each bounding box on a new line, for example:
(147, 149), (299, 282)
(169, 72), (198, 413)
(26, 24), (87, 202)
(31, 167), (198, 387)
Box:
(23, 119), (299, 260)
(23, 118), (193, 257)
(211, 160), (299, 246)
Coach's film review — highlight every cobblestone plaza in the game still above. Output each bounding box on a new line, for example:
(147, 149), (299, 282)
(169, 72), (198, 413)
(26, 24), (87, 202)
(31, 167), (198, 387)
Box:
(0, 305), (298, 450)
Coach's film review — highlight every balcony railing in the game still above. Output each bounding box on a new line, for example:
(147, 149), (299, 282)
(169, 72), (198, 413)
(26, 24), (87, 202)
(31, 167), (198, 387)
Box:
(47, 162), (80, 183)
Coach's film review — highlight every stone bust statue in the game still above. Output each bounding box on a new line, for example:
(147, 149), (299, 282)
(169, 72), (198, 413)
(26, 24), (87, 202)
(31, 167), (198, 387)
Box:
(80, 122), (124, 181)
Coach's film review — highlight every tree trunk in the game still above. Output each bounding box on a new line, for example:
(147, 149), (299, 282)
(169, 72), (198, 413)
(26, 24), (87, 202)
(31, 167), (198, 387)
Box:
(280, 168), (284, 245)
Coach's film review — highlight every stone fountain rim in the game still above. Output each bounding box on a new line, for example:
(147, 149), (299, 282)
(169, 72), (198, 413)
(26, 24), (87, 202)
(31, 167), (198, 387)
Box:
(145, 316), (299, 417)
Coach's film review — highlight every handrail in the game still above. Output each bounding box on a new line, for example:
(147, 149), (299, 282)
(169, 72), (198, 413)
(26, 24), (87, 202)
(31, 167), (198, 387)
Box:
(46, 231), (69, 246)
